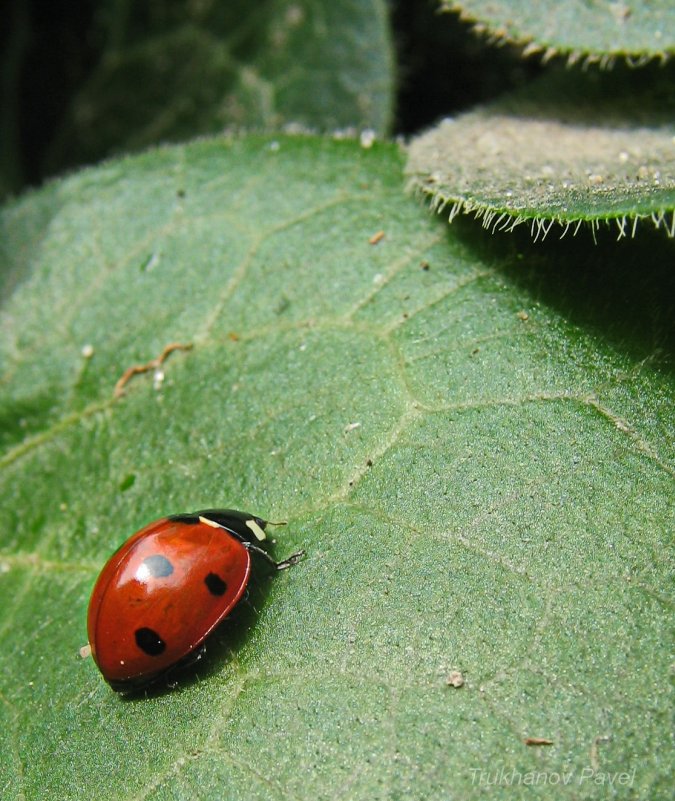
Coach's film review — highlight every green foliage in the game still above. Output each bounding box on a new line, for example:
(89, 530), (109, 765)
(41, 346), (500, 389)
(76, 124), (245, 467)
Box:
(1, 135), (673, 801)
(407, 66), (675, 236)
(443, 0), (675, 60)
(47, 0), (393, 171)
(1, 4), (674, 801)
(1, 0), (393, 190)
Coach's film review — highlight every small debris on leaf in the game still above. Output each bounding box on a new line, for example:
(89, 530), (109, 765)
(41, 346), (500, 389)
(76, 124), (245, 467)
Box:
(114, 342), (192, 398)
(446, 670), (465, 688)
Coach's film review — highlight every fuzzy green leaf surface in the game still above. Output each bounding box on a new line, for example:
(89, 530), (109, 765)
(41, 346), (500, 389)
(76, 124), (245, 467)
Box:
(1, 135), (673, 801)
(443, 0), (675, 60)
(406, 68), (675, 237)
(45, 0), (393, 173)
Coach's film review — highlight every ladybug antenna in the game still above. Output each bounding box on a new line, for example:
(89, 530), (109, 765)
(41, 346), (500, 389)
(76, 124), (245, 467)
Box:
(265, 520), (287, 527)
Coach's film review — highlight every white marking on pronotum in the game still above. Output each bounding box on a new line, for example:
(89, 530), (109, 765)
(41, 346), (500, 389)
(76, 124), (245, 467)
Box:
(200, 513), (266, 541)
(245, 518), (267, 542)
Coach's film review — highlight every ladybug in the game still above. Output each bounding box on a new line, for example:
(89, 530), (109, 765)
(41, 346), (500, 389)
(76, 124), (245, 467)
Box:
(87, 509), (304, 693)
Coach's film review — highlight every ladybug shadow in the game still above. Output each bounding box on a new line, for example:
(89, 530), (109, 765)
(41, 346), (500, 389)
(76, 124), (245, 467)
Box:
(119, 561), (277, 701)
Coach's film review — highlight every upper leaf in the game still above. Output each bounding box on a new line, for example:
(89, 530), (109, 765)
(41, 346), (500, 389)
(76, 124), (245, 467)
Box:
(406, 66), (675, 237)
(443, 0), (675, 62)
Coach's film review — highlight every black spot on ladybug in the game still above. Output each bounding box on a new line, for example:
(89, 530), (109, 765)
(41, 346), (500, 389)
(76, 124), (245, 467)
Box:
(135, 627), (166, 656)
(204, 572), (227, 596)
(142, 554), (174, 578)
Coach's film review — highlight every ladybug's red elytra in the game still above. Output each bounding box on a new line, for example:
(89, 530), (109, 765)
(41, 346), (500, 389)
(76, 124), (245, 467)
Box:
(87, 509), (304, 693)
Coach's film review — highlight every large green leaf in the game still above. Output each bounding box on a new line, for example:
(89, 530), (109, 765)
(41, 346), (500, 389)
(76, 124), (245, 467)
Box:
(443, 0), (675, 61)
(0, 136), (673, 800)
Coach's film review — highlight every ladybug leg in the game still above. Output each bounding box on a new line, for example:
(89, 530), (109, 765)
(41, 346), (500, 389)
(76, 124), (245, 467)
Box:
(165, 643), (208, 689)
(245, 543), (305, 571)
(274, 550), (306, 570)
